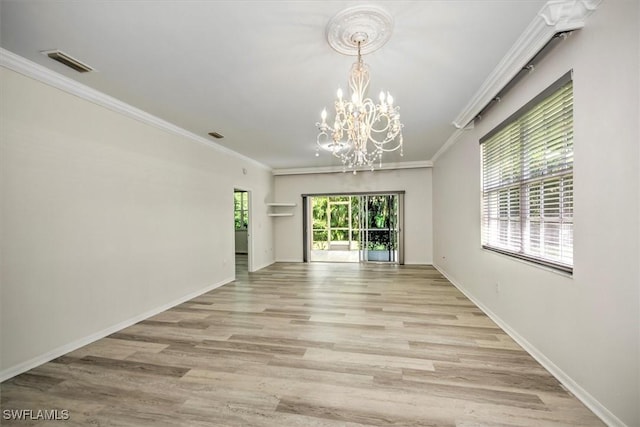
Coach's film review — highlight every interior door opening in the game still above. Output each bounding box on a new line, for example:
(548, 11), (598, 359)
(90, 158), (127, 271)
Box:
(304, 192), (404, 264)
(233, 189), (251, 274)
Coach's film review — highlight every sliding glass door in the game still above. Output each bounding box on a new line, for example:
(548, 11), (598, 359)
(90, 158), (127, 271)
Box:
(359, 194), (399, 263)
(304, 192), (403, 264)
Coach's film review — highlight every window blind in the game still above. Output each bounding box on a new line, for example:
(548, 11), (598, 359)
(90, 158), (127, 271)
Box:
(481, 73), (573, 273)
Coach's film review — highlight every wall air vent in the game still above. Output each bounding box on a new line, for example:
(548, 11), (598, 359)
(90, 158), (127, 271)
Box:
(41, 50), (94, 73)
(208, 132), (224, 139)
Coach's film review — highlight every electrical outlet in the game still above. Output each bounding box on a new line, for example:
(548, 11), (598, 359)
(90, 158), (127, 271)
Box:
(495, 282), (500, 294)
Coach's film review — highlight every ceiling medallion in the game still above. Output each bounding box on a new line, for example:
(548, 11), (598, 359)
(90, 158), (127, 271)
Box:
(326, 5), (394, 56)
(316, 5), (403, 174)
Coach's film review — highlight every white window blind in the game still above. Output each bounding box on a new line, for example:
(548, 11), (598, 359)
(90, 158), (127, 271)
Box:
(481, 72), (573, 273)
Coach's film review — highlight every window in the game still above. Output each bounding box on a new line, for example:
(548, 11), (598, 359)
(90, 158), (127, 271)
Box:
(234, 191), (248, 230)
(481, 72), (573, 273)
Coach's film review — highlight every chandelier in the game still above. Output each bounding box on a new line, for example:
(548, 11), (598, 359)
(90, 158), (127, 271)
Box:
(316, 6), (404, 174)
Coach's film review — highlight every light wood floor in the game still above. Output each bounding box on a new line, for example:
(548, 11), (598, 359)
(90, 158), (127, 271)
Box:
(1, 260), (604, 426)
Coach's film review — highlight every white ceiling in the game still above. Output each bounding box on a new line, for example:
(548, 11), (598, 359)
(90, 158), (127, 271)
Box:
(0, 0), (548, 170)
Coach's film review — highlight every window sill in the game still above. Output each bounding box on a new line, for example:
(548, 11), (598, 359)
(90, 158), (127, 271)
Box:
(481, 246), (573, 278)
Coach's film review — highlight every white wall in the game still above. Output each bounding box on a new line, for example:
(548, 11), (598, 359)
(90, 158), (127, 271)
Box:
(432, 2), (639, 426)
(273, 168), (432, 265)
(0, 67), (275, 378)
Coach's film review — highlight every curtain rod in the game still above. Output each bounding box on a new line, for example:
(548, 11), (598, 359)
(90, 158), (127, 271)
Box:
(472, 31), (572, 126)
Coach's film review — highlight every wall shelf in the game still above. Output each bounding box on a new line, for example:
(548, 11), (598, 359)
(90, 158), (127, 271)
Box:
(267, 202), (296, 217)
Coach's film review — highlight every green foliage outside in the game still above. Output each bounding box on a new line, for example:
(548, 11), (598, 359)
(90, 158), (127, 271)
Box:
(311, 195), (397, 251)
(365, 195), (397, 250)
(234, 191), (248, 229)
(312, 196), (358, 249)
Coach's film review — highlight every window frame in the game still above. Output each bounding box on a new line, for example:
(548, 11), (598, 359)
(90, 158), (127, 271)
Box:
(480, 71), (574, 274)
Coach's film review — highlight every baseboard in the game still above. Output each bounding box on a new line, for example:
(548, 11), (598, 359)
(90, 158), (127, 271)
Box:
(272, 260), (432, 265)
(274, 258), (303, 263)
(432, 263), (627, 427)
(0, 276), (234, 383)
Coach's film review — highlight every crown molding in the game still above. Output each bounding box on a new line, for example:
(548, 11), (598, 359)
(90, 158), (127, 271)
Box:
(272, 160), (432, 176)
(0, 48), (272, 172)
(450, 0), (602, 131)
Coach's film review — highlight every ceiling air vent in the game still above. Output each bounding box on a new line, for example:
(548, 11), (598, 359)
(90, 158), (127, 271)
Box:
(41, 50), (94, 73)
(208, 132), (224, 139)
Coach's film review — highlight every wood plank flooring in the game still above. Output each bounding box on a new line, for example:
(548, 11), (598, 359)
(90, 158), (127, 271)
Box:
(1, 259), (604, 426)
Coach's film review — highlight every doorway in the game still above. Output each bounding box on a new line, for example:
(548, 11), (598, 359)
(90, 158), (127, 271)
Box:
(233, 189), (251, 275)
(303, 192), (404, 264)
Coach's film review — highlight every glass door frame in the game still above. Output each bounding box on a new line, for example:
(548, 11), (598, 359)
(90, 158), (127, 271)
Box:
(302, 191), (404, 265)
(359, 194), (401, 263)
